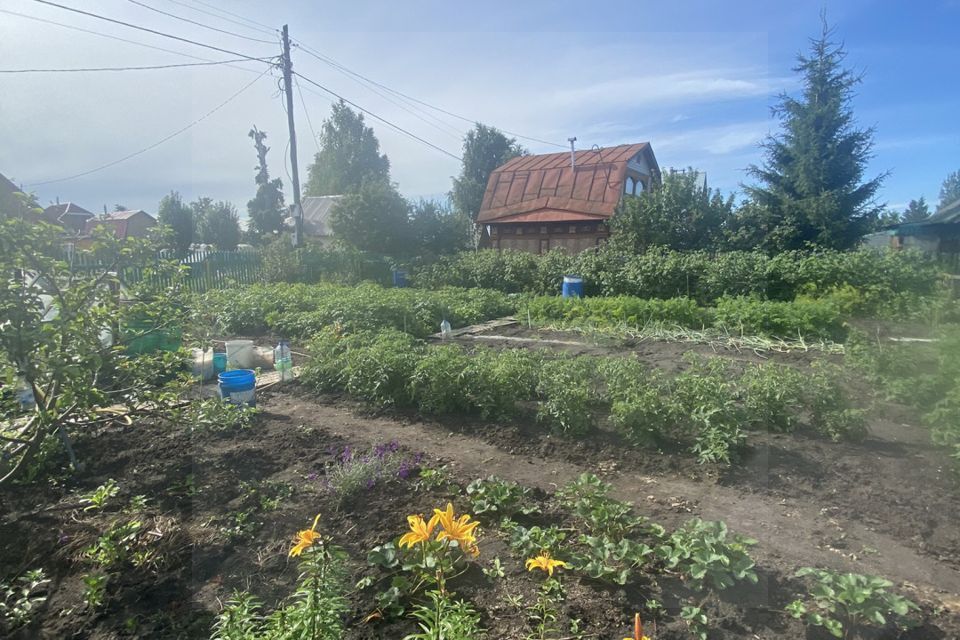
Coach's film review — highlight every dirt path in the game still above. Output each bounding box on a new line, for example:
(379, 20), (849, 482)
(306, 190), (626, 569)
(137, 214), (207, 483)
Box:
(268, 391), (960, 610)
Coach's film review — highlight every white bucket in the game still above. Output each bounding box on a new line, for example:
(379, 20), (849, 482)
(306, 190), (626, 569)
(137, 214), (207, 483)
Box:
(225, 339), (255, 370)
(191, 348), (215, 382)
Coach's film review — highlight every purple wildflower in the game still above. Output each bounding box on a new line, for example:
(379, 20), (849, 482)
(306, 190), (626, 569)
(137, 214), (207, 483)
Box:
(397, 461), (411, 479)
(306, 472), (318, 481)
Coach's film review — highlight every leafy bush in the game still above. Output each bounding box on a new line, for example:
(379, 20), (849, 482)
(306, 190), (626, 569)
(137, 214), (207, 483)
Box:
(805, 363), (868, 442)
(671, 359), (746, 464)
(786, 567), (918, 639)
(739, 364), (807, 432)
(536, 357), (598, 436)
(411, 247), (942, 309)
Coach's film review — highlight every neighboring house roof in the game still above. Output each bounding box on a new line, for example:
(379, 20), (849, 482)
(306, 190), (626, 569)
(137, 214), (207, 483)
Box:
(926, 198), (960, 224)
(301, 195), (343, 236)
(40, 202), (94, 232)
(83, 209), (156, 239)
(0, 172), (20, 197)
(477, 142), (659, 224)
(102, 209), (155, 221)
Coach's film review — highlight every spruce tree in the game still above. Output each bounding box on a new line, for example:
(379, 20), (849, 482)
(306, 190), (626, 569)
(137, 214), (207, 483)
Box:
(901, 197), (930, 223)
(745, 17), (884, 251)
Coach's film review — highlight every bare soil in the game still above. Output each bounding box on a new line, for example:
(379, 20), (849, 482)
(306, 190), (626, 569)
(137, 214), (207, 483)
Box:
(1, 330), (958, 639)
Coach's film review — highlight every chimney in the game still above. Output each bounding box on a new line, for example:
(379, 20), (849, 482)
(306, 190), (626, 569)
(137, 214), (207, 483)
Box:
(567, 137), (577, 170)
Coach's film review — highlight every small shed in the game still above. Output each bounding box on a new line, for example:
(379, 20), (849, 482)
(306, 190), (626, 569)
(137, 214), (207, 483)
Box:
(476, 142), (660, 254)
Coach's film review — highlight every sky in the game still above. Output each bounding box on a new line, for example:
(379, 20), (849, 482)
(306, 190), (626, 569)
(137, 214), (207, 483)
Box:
(1, 0), (958, 220)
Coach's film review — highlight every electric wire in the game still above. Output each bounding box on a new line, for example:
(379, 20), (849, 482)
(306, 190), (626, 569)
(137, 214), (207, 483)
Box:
(26, 66), (274, 187)
(293, 41), (566, 148)
(168, 0), (276, 36)
(0, 8), (264, 74)
(294, 71), (462, 161)
(125, 0), (278, 44)
(32, 0), (267, 61)
(294, 75), (323, 156)
(0, 57), (276, 74)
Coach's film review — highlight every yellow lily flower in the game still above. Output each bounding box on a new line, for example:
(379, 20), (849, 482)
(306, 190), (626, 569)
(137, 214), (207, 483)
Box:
(289, 513), (322, 557)
(623, 613), (651, 640)
(398, 513), (440, 549)
(433, 503), (480, 554)
(525, 551), (570, 576)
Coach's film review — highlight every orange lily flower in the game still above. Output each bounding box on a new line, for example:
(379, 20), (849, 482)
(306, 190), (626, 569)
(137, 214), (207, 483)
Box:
(289, 513), (322, 557)
(433, 503), (480, 554)
(623, 613), (651, 640)
(398, 513), (440, 549)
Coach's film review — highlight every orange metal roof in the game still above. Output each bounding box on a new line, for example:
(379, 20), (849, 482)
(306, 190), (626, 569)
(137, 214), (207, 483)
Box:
(477, 142), (657, 224)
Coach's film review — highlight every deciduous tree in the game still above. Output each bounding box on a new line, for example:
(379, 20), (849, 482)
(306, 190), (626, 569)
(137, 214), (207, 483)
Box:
(611, 169), (734, 251)
(193, 198), (241, 251)
(157, 191), (193, 254)
(329, 180), (410, 256)
(246, 126), (285, 240)
(305, 101), (390, 197)
(745, 17), (884, 251)
(451, 124), (526, 220)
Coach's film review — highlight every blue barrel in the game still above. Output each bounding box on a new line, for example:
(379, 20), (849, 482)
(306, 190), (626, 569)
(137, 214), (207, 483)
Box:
(218, 369), (256, 407)
(212, 352), (228, 374)
(392, 270), (408, 288)
(562, 275), (584, 298)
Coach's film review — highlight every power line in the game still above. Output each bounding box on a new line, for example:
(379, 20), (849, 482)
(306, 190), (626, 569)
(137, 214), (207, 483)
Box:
(0, 8), (262, 74)
(292, 43), (466, 142)
(0, 57), (275, 74)
(26, 66), (274, 187)
(294, 75), (322, 156)
(295, 71), (462, 162)
(32, 0), (266, 61)
(168, 0), (276, 36)
(125, 0), (277, 45)
(293, 41), (566, 148)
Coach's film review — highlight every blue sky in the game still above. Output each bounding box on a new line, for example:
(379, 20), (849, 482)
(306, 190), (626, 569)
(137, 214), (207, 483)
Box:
(1, 0), (958, 217)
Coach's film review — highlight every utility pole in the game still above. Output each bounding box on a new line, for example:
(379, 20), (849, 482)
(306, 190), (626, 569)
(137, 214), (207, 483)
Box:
(281, 24), (304, 248)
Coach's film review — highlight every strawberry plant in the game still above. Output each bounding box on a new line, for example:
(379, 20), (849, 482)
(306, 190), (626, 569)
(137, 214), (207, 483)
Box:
(465, 476), (536, 520)
(655, 519), (757, 592)
(786, 568), (918, 639)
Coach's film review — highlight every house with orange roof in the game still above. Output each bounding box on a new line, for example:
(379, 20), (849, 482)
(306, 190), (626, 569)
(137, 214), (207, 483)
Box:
(476, 142), (660, 254)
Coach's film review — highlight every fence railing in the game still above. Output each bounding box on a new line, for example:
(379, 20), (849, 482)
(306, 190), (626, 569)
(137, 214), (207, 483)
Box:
(65, 249), (264, 293)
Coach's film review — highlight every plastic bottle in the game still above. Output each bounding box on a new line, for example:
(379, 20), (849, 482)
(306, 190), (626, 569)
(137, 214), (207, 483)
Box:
(440, 319), (452, 339)
(274, 340), (293, 382)
(15, 378), (36, 411)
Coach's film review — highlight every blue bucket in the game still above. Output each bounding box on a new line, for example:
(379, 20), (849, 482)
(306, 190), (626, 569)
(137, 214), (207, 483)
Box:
(218, 369), (256, 407)
(212, 352), (228, 374)
(562, 275), (584, 298)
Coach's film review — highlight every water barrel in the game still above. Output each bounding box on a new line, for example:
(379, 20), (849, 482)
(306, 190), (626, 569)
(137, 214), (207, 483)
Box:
(218, 369), (256, 407)
(562, 275), (584, 298)
(212, 352), (228, 374)
(225, 339), (255, 369)
(392, 270), (408, 288)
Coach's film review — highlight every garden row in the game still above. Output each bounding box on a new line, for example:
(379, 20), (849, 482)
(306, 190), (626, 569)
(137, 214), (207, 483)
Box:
(412, 247), (946, 317)
(212, 465), (921, 640)
(203, 281), (896, 345)
(522, 294), (848, 340)
(849, 327), (960, 460)
(201, 282), (515, 339)
(301, 329), (865, 464)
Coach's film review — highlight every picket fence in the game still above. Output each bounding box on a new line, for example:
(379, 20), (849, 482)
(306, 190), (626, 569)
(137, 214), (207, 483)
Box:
(66, 249), (264, 293)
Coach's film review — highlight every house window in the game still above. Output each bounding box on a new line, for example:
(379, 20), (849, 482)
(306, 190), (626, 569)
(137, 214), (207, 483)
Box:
(625, 176), (635, 194)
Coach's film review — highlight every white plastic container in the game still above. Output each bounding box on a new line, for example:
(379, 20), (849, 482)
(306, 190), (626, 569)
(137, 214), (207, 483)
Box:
(274, 341), (293, 382)
(440, 319), (452, 339)
(225, 339), (255, 369)
(191, 348), (215, 382)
